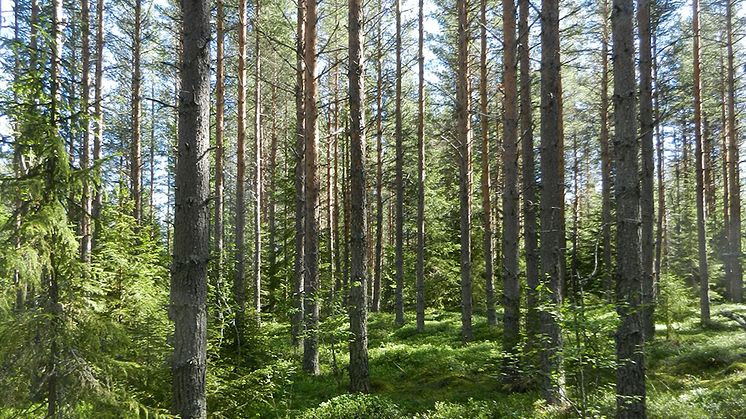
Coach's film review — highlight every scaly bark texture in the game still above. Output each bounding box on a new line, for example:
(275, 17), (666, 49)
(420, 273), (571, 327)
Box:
(480, 0), (497, 328)
(394, 0), (405, 326)
(303, 0), (321, 374)
(502, 0), (520, 381)
(171, 0), (210, 414)
(457, 0), (473, 343)
(639, 0), (656, 338)
(612, 0), (647, 415)
(539, 0), (566, 403)
(692, 0), (710, 324)
(415, 0), (426, 332)
(348, 0), (370, 391)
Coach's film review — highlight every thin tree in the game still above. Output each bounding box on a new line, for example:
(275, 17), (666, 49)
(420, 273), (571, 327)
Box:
(131, 0), (142, 223)
(372, 0), (384, 312)
(235, 0), (248, 339)
(600, 0), (612, 300)
(303, 0), (320, 374)
(92, 0), (104, 249)
(457, 0), (473, 343)
(253, 0), (263, 325)
(480, 0), (497, 328)
(725, 0), (742, 303)
(394, 0), (405, 326)
(639, 0), (656, 338)
(267, 83), (279, 312)
(415, 0), (426, 332)
(612, 0), (646, 414)
(171, 0), (210, 414)
(348, 0), (370, 391)
(539, 0), (566, 402)
(292, 0), (306, 348)
(519, 0), (539, 353)
(693, 0), (710, 324)
(80, 0), (92, 262)
(502, 0), (520, 379)
(214, 0), (226, 322)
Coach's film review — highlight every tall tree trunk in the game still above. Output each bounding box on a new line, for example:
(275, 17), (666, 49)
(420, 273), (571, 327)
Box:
(725, 0), (742, 303)
(600, 0), (612, 300)
(719, 33), (731, 288)
(693, 0), (710, 324)
(502, 0), (520, 381)
(480, 0), (497, 328)
(457, 0), (473, 343)
(171, 0), (210, 414)
(292, 0), (306, 349)
(653, 29), (666, 302)
(214, 0), (226, 324)
(268, 83), (278, 312)
(415, 0), (426, 332)
(235, 0), (248, 341)
(253, 0), (263, 325)
(539, 0), (566, 402)
(92, 0), (104, 250)
(519, 0), (539, 365)
(47, 0), (64, 414)
(80, 0), (92, 263)
(373, 0), (384, 312)
(348, 0), (370, 391)
(394, 0), (405, 326)
(303, 0), (320, 374)
(131, 0), (142, 223)
(639, 0), (656, 338)
(612, 0), (647, 414)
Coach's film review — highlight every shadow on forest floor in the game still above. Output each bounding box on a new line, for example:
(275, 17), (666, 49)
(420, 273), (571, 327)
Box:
(216, 303), (746, 418)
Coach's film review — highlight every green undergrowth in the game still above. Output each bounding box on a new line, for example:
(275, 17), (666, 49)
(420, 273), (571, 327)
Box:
(249, 303), (746, 418)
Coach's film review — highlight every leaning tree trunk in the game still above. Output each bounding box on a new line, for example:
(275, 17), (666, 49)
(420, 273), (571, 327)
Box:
(171, 0), (210, 414)
(457, 0), (473, 343)
(348, 0), (370, 391)
(612, 0), (647, 415)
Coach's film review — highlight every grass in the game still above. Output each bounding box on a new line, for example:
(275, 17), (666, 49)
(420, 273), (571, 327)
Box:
(240, 303), (746, 418)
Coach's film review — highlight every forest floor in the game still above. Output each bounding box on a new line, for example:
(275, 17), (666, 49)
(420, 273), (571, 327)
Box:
(214, 301), (746, 418)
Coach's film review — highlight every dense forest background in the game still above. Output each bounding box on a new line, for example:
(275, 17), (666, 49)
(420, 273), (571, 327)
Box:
(1, 0), (746, 416)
